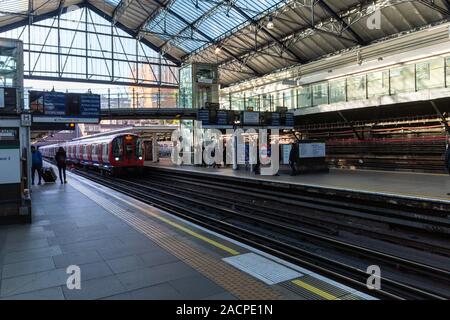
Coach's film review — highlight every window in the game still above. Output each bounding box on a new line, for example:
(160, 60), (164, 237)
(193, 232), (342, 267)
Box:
(112, 137), (123, 157)
(329, 79), (346, 103)
(367, 70), (389, 97)
(416, 58), (445, 90)
(390, 65), (415, 94)
(298, 85), (312, 108)
(312, 82), (329, 106)
(347, 75), (366, 101)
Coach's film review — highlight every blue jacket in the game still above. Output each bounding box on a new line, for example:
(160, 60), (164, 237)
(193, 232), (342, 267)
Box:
(32, 150), (43, 167)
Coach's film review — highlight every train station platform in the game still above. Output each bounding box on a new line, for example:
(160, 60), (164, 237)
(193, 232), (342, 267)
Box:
(146, 160), (450, 204)
(0, 169), (374, 300)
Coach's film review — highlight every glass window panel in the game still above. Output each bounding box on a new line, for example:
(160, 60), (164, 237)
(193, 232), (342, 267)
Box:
(329, 79), (346, 103)
(312, 82), (329, 106)
(367, 70), (389, 97)
(347, 75), (366, 101)
(298, 85), (312, 108)
(390, 65), (415, 94)
(284, 90), (295, 110)
(416, 58), (445, 90)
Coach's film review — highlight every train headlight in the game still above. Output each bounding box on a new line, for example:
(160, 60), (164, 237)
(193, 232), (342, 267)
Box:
(115, 157), (120, 161)
(138, 156), (143, 160)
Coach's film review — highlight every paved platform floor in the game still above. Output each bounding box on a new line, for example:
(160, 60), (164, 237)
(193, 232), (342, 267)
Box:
(146, 159), (450, 203)
(0, 169), (374, 300)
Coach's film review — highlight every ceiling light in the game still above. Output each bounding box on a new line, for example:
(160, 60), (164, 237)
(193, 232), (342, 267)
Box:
(267, 16), (274, 30)
(214, 46), (222, 54)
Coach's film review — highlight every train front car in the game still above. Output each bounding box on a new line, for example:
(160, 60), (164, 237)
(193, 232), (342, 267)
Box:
(109, 134), (144, 176)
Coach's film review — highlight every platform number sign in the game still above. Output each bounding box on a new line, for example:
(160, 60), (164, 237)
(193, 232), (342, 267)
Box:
(21, 113), (32, 127)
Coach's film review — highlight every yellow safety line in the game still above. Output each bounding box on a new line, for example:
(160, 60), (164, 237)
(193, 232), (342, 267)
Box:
(292, 279), (339, 300)
(156, 215), (240, 256)
(72, 175), (241, 256)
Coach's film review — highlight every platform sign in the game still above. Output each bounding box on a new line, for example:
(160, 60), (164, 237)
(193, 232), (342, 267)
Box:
(0, 128), (20, 185)
(299, 142), (326, 159)
(29, 91), (100, 124)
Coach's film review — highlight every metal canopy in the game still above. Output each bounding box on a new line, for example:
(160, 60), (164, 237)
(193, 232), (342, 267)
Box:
(0, 0), (449, 86)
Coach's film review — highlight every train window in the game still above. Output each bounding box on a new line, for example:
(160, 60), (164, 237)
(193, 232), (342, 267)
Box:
(112, 137), (123, 157)
(136, 138), (143, 158)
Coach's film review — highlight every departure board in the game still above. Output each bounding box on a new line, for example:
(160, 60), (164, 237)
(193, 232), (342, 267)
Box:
(29, 91), (100, 124)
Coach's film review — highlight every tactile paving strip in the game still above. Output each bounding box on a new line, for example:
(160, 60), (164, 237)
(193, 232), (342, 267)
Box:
(223, 252), (303, 285)
(71, 180), (284, 300)
(281, 275), (365, 300)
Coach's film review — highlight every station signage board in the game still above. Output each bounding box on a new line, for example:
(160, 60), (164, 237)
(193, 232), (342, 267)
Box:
(29, 91), (100, 124)
(0, 128), (20, 184)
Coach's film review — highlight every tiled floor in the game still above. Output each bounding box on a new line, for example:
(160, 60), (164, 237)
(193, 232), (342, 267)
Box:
(0, 182), (236, 300)
(147, 160), (450, 202)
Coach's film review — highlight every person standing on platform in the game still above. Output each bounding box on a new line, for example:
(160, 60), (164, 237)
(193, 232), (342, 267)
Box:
(289, 142), (298, 176)
(31, 145), (43, 185)
(55, 147), (67, 184)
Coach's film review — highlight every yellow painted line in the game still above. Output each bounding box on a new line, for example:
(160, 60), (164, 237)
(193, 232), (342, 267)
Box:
(292, 279), (339, 300)
(147, 214), (240, 256)
(71, 174), (241, 256)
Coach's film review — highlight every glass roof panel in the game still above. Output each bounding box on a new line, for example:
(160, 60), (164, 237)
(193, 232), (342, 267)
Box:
(145, 0), (286, 53)
(104, 0), (122, 6)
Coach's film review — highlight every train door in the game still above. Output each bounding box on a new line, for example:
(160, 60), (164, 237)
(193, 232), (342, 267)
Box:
(143, 140), (153, 161)
(124, 135), (135, 165)
(98, 144), (103, 164)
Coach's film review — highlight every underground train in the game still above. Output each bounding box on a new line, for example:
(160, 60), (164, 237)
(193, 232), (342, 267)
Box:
(39, 133), (144, 175)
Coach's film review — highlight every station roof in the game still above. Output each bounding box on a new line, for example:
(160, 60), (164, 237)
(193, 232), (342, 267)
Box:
(1, 0), (449, 86)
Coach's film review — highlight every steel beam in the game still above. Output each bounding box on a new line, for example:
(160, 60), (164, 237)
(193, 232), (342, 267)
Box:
(113, 0), (135, 24)
(223, 0), (305, 63)
(148, 0), (262, 75)
(85, 2), (181, 65)
(317, 0), (365, 45)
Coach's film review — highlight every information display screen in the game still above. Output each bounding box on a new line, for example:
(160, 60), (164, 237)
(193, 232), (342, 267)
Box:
(299, 143), (326, 159)
(197, 110), (210, 125)
(0, 88), (17, 113)
(243, 112), (260, 125)
(29, 91), (100, 123)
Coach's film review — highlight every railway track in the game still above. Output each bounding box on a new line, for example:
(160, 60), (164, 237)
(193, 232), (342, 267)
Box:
(146, 171), (450, 255)
(72, 168), (450, 300)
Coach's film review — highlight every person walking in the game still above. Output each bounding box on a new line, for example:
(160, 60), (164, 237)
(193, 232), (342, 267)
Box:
(31, 145), (43, 185)
(289, 142), (298, 176)
(55, 146), (67, 184)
